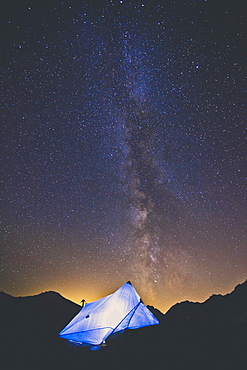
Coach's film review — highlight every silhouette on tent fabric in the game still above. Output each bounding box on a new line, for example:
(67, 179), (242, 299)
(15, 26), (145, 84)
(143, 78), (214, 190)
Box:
(59, 281), (159, 345)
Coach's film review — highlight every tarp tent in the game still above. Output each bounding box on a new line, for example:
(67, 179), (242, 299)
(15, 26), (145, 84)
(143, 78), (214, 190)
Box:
(59, 281), (159, 345)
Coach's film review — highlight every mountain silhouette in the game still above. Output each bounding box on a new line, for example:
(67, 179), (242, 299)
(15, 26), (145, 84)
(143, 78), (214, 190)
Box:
(1, 280), (246, 370)
(164, 279), (247, 323)
(0, 291), (81, 370)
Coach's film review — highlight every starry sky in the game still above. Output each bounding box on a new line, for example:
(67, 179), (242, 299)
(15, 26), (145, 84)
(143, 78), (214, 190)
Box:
(1, 0), (246, 312)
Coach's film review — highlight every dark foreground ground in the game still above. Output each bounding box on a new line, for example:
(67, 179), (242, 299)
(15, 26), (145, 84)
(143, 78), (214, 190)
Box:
(1, 280), (247, 370)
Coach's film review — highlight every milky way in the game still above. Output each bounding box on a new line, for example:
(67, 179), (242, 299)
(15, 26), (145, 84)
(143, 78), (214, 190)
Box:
(118, 33), (195, 299)
(1, 0), (246, 311)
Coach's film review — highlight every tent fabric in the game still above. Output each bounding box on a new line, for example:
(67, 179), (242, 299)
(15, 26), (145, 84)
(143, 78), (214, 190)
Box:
(59, 281), (159, 345)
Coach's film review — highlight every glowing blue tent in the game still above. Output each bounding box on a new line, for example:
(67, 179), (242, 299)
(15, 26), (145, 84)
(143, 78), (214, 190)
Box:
(59, 281), (159, 345)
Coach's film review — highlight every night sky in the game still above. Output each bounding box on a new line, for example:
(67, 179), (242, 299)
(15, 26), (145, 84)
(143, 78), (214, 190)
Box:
(1, 0), (246, 312)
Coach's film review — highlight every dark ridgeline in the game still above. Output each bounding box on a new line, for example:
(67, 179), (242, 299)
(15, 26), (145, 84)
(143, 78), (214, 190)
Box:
(0, 291), (81, 370)
(1, 281), (246, 370)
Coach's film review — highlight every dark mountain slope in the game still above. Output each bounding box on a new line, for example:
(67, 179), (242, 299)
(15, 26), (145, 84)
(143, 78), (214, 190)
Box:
(0, 291), (81, 369)
(164, 279), (247, 323)
(0, 290), (80, 336)
(157, 280), (247, 370)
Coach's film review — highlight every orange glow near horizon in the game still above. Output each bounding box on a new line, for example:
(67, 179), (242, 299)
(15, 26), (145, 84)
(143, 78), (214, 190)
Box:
(4, 276), (246, 314)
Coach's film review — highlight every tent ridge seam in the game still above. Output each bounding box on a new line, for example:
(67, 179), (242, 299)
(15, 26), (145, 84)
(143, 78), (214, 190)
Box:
(111, 301), (141, 335)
